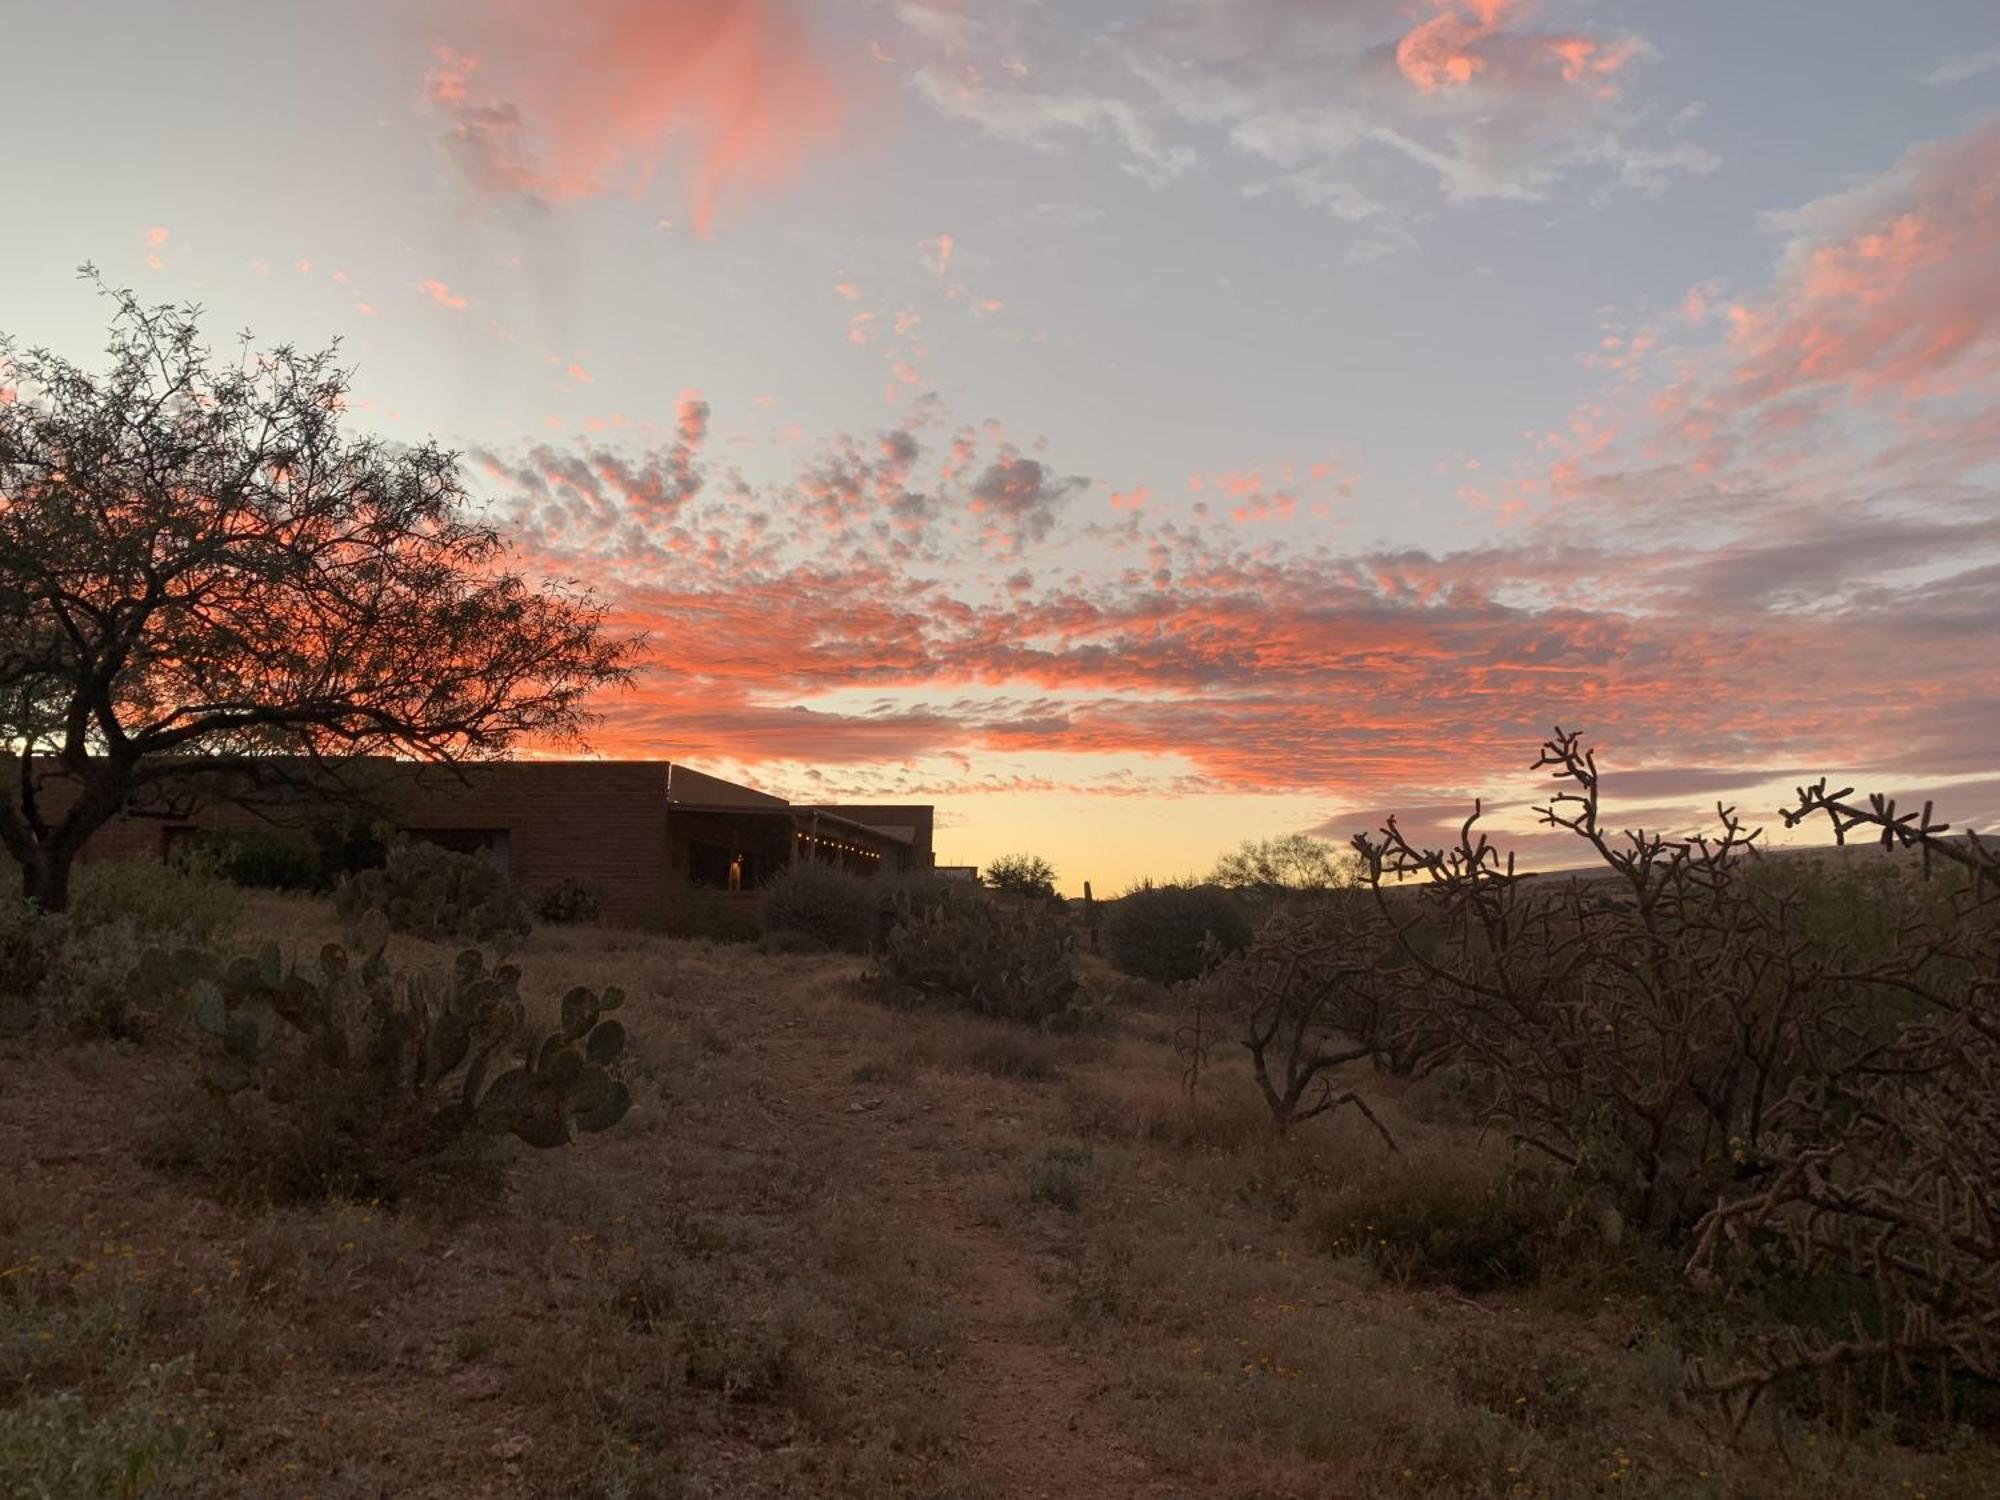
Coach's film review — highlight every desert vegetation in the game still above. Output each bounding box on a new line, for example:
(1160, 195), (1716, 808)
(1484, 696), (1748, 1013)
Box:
(7, 732), (2000, 1496)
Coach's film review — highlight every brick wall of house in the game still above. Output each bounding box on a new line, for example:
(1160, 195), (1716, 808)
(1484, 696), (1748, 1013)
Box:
(385, 762), (674, 926)
(10, 760), (932, 927)
(13, 759), (678, 927)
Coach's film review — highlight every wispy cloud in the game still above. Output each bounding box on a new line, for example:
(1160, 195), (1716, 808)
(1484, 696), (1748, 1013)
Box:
(1925, 46), (2000, 85)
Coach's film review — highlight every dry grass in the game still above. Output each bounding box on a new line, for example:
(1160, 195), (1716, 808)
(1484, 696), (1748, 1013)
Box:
(4, 890), (1999, 1496)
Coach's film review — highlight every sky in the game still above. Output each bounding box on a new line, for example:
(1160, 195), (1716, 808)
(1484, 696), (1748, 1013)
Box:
(2, 0), (1998, 892)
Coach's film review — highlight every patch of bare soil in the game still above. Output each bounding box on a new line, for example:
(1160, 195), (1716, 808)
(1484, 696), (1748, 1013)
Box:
(752, 996), (1177, 1500)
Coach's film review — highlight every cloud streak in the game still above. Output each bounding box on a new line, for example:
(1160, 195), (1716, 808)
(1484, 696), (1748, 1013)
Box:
(425, 0), (841, 233)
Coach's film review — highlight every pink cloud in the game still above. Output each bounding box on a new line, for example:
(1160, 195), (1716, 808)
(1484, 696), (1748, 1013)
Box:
(1396, 0), (1518, 92)
(1396, 1), (1642, 100)
(425, 1), (842, 236)
(420, 278), (470, 309)
(143, 226), (169, 248)
(1729, 118), (2000, 404)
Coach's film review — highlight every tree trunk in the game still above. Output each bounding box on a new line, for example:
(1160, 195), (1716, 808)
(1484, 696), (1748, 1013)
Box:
(21, 848), (74, 913)
(7, 759), (130, 915)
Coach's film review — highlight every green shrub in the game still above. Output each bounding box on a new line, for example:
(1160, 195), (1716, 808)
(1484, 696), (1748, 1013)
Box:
(1103, 882), (1251, 984)
(163, 941), (633, 1203)
(870, 889), (1089, 1028)
(536, 876), (603, 925)
(333, 841), (530, 944)
(761, 863), (875, 952)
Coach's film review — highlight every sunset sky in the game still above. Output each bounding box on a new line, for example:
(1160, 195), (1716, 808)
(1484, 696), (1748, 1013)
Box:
(5, 1), (1998, 891)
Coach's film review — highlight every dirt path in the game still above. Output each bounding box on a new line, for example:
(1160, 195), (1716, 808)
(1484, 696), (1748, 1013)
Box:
(753, 983), (1177, 1500)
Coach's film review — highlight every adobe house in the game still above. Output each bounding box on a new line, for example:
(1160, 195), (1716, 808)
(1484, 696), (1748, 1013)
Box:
(30, 759), (934, 929)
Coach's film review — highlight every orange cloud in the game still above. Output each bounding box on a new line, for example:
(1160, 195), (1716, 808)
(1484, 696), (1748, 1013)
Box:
(1396, 0), (1521, 92)
(420, 278), (470, 309)
(427, 0), (842, 235)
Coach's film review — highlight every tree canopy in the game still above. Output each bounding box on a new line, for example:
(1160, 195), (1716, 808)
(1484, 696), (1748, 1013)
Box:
(0, 272), (638, 908)
(1208, 832), (1359, 894)
(984, 852), (1059, 900)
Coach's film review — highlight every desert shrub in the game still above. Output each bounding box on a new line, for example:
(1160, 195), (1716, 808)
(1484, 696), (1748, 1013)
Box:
(868, 871), (959, 949)
(1104, 882), (1251, 985)
(69, 859), (245, 941)
(660, 883), (761, 945)
(761, 862), (875, 953)
(172, 827), (322, 891)
(162, 941), (632, 1203)
(984, 852), (1058, 900)
(333, 840), (530, 943)
(0, 895), (52, 1002)
(536, 876), (603, 925)
(307, 811), (391, 884)
(1359, 731), (2000, 1404)
(870, 889), (1089, 1028)
(1026, 1141), (1091, 1211)
(1310, 1154), (1585, 1293)
(3, 865), (245, 1039)
(1180, 900), (1412, 1136)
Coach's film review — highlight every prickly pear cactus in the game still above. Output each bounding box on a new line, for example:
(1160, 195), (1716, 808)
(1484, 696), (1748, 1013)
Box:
(473, 984), (632, 1147)
(188, 936), (634, 1151)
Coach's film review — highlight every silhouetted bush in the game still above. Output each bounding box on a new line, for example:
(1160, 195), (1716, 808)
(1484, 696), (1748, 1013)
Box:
(334, 841), (530, 944)
(984, 852), (1059, 900)
(1104, 883), (1251, 985)
(761, 863), (875, 953)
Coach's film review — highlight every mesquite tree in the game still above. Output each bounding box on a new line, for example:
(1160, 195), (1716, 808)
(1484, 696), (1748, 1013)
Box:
(0, 272), (637, 910)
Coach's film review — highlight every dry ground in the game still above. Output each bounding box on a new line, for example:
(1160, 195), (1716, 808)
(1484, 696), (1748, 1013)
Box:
(5, 895), (1999, 1497)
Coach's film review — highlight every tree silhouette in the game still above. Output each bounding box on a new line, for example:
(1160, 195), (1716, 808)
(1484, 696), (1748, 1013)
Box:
(0, 272), (637, 909)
